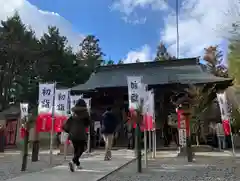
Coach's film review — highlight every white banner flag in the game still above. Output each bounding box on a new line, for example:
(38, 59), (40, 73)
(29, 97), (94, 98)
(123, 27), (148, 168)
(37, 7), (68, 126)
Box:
(54, 89), (69, 116)
(83, 98), (91, 114)
(148, 90), (154, 118)
(70, 95), (83, 112)
(149, 90), (155, 129)
(179, 129), (186, 146)
(20, 103), (28, 119)
(38, 83), (55, 114)
(142, 87), (150, 114)
(127, 76), (143, 110)
(217, 91), (230, 121)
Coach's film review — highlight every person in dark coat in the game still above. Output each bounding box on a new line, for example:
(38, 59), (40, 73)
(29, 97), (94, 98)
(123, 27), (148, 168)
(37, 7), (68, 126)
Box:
(101, 107), (118, 161)
(62, 99), (90, 172)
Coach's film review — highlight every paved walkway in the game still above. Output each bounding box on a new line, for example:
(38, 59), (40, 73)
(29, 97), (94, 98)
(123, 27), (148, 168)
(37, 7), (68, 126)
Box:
(5, 149), (135, 181)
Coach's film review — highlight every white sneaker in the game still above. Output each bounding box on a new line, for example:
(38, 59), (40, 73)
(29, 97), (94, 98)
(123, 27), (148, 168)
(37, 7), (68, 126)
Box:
(68, 162), (75, 172)
(77, 165), (83, 170)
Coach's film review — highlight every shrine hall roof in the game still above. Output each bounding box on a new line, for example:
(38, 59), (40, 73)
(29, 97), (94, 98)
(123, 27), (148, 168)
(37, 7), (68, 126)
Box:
(71, 57), (232, 91)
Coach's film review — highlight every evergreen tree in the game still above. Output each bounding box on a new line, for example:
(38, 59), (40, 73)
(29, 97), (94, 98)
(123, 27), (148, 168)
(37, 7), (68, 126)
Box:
(154, 43), (172, 61)
(77, 35), (105, 72)
(0, 13), (98, 108)
(117, 59), (124, 64)
(203, 46), (228, 78)
(106, 59), (114, 65)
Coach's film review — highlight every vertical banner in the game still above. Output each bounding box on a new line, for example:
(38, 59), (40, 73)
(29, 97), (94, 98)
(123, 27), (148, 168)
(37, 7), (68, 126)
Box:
(217, 91), (235, 155)
(142, 84), (148, 115)
(54, 89), (69, 116)
(38, 83), (55, 114)
(149, 89), (156, 158)
(148, 90), (155, 130)
(142, 88), (154, 131)
(83, 98), (91, 153)
(20, 103), (28, 119)
(36, 83), (55, 132)
(217, 92), (230, 122)
(217, 91), (231, 136)
(177, 109), (187, 147)
(141, 84), (150, 131)
(127, 76), (143, 110)
(83, 98), (91, 112)
(127, 76), (145, 131)
(19, 103), (29, 141)
(54, 89), (69, 132)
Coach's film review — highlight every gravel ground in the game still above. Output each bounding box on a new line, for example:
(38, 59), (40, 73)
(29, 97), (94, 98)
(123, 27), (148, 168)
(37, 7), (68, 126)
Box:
(0, 151), (97, 181)
(0, 154), (64, 180)
(102, 156), (240, 181)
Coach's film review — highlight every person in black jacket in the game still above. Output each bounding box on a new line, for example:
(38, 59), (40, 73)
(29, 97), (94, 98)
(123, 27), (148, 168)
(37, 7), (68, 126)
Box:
(101, 107), (118, 161)
(62, 99), (90, 172)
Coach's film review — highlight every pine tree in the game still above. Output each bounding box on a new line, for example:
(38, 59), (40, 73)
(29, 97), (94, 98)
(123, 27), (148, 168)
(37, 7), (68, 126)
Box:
(154, 43), (172, 61)
(117, 59), (124, 64)
(203, 46), (228, 78)
(77, 35), (105, 72)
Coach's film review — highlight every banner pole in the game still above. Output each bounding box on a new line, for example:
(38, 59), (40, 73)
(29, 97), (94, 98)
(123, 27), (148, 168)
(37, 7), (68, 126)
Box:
(229, 121), (235, 156)
(49, 82), (56, 165)
(144, 129), (148, 168)
(148, 130), (152, 152)
(152, 130), (154, 158)
(154, 129), (157, 158)
(86, 98), (91, 153)
(229, 104), (235, 157)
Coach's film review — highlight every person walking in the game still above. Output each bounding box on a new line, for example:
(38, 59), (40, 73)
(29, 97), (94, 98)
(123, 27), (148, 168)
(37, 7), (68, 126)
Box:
(215, 122), (225, 151)
(62, 99), (90, 172)
(127, 123), (134, 149)
(101, 107), (118, 161)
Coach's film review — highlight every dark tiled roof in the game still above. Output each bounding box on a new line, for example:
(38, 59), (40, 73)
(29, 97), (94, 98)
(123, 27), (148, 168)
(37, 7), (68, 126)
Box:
(72, 58), (232, 91)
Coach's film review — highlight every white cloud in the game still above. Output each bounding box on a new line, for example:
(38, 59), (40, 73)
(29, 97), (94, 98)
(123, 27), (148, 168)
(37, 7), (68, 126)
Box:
(0, 0), (84, 51)
(122, 15), (147, 25)
(114, 0), (240, 59)
(161, 0), (240, 58)
(111, 0), (169, 16)
(123, 45), (153, 63)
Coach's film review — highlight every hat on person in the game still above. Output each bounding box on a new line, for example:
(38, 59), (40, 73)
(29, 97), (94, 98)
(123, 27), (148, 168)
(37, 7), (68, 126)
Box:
(72, 99), (87, 113)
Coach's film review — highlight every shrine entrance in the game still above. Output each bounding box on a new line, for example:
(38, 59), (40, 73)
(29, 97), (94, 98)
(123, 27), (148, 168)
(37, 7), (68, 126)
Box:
(0, 106), (21, 149)
(71, 58), (232, 150)
(5, 119), (18, 148)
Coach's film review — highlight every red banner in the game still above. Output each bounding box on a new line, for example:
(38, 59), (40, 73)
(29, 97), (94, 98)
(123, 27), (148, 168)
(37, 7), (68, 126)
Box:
(128, 108), (145, 132)
(35, 113), (52, 132)
(36, 113), (89, 133)
(143, 114), (153, 131)
(177, 109), (190, 136)
(185, 117), (190, 137)
(54, 115), (68, 133)
(177, 109), (184, 129)
(222, 120), (230, 136)
(20, 127), (26, 139)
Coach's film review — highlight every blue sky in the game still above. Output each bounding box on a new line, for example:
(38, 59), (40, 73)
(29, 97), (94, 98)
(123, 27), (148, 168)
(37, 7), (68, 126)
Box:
(28, 0), (166, 61)
(1, 0), (239, 63)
